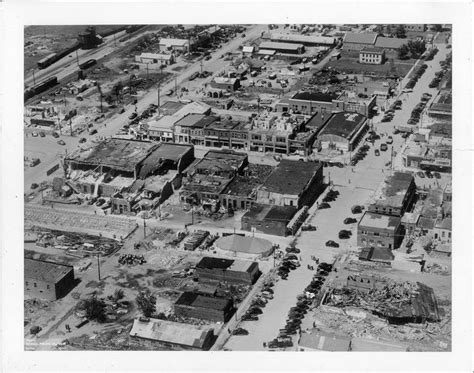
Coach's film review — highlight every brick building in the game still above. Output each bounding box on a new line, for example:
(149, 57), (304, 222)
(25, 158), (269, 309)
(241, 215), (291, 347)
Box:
(195, 257), (260, 285)
(241, 204), (297, 237)
(25, 258), (75, 301)
(174, 292), (234, 322)
(357, 212), (403, 250)
(359, 47), (385, 64)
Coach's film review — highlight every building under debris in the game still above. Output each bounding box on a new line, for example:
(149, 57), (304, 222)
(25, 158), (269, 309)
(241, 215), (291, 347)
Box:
(241, 204), (298, 237)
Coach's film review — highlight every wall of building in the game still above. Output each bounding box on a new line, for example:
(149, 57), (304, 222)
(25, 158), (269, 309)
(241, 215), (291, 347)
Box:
(241, 215), (288, 237)
(174, 304), (231, 322)
(196, 265), (258, 285)
(25, 269), (74, 301)
(111, 197), (133, 215)
(357, 223), (403, 250)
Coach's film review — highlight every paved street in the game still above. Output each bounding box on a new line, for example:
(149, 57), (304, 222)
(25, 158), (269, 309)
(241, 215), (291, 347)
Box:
(224, 40), (451, 351)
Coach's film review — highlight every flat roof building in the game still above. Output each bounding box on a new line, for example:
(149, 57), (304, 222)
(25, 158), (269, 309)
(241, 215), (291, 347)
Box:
(369, 172), (416, 217)
(374, 37), (407, 50)
(195, 256), (260, 284)
(174, 292), (234, 322)
(257, 159), (324, 209)
(241, 204), (297, 237)
(259, 41), (304, 54)
(357, 211), (403, 250)
(267, 32), (336, 46)
(25, 258), (75, 301)
(129, 318), (215, 350)
(317, 112), (369, 152)
(298, 330), (352, 351)
(158, 38), (190, 51)
(343, 32), (377, 51)
(135, 52), (175, 65)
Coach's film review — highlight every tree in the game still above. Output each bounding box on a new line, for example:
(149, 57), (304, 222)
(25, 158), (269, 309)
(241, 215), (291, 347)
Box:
(395, 25), (407, 39)
(136, 290), (156, 317)
(113, 81), (123, 103)
(82, 295), (107, 323)
(398, 44), (410, 60)
(374, 25), (385, 36)
(431, 24), (443, 32)
(407, 40), (426, 59)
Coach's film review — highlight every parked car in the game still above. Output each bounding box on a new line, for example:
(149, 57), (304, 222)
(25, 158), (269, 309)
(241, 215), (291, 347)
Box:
(301, 224), (317, 231)
(344, 217), (357, 224)
(351, 205), (363, 214)
(89, 129), (98, 135)
(380, 143), (388, 151)
(434, 172), (441, 179)
(39, 131), (46, 137)
(425, 171), (433, 178)
(338, 230), (352, 239)
(325, 240), (339, 248)
(386, 136), (393, 144)
(374, 149), (380, 156)
(79, 137), (87, 143)
(417, 171), (425, 178)
(401, 132), (410, 139)
(30, 183), (39, 190)
(32, 131), (38, 137)
(128, 112), (138, 120)
(232, 328), (249, 336)
(57, 140), (66, 145)
(285, 246), (300, 254)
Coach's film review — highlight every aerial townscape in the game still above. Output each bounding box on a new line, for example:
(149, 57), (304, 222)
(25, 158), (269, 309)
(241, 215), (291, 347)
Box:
(24, 23), (452, 352)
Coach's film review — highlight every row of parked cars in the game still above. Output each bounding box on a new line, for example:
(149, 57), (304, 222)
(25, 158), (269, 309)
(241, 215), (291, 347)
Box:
(277, 248), (301, 280)
(408, 92), (432, 125)
(405, 63), (428, 90)
(351, 144), (370, 166)
(381, 99), (402, 123)
(417, 170), (441, 179)
(268, 262), (333, 349)
(241, 281), (275, 321)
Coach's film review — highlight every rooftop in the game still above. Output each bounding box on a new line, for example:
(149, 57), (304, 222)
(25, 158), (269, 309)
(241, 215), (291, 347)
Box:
(260, 159), (321, 196)
(222, 164), (274, 198)
(435, 217), (451, 230)
(159, 38), (189, 46)
(174, 292), (232, 311)
(243, 203), (297, 223)
(373, 172), (414, 209)
(291, 91), (340, 103)
(138, 52), (173, 60)
(214, 234), (273, 256)
(359, 246), (395, 262)
(259, 41), (304, 51)
(360, 46), (385, 54)
(299, 329), (351, 351)
(374, 36), (407, 49)
(358, 211), (401, 230)
(25, 258), (73, 283)
(269, 32), (336, 45)
(343, 32), (378, 45)
(160, 100), (186, 115)
(319, 112), (367, 140)
(305, 112), (332, 132)
(174, 113), (206, 128)
(129, 318), (213, 349)
(196, 257), (234, 270)
(66, 138), (158, 172)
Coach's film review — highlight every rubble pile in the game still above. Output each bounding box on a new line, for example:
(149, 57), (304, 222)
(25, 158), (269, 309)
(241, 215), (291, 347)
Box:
(325, 280), (440, 323)
(33, 228), (122, 256)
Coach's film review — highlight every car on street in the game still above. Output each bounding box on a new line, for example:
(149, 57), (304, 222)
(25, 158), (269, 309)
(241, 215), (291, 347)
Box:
(232, 328), (249, 336)
(318, 202), (330, 209)
(128, 112), (138, 120)
(374, 149), (380, 156)
(29, 158), (41, 167)
(386, 136), (393, 144)
(351, 205), (363, 214)
(434, 172), (441, 179)
(30, 183), (39, 189)
(57, 140), (66, 145)
(417, 171), (425, 178)
(79, 137), (87, 143)
(425, 171), (433, 178)
(301, 224), (317, 231)
(285, 246), (300, 254)
(89, 129), (98, 135)
(39, 131), (45, 137)
(380, 143), (388, 151)
(338, 230), (352, 239)
(325, 240), (339, 248)
(241, 314), (258, 321)
(401, 132), (410, 139)
(344, 217), (357, 224)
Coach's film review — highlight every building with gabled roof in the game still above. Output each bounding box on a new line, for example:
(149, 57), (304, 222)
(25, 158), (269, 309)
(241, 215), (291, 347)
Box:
(343, 32), (378, 51)
(174, 292), (234, 322)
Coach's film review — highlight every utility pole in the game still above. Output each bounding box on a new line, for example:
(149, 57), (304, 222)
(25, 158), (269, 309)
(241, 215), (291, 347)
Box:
(75, 50), (80, 67)
(174, 76), (178, 96)
(143, 217), (146, 238)
(146, 63), (149, 80)
(200, 60), (203, 74)
(32, 69), (36, 87)
(69, 118), (73, 136)
(157, 81), (160, 114)
(97, 253), (101, 281)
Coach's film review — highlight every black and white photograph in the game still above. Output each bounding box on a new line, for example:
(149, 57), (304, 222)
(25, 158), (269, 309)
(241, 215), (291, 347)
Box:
(1, 1), (472, 372)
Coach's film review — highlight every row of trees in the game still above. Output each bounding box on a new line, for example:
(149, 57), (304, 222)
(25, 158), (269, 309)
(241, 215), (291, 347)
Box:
(398, 40), (427, 60)
(80, 289), (157, 323)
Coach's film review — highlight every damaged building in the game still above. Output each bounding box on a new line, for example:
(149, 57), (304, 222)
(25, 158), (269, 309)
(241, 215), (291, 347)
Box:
(179, 150), (248, 207)
(195, 256), (260, 285)
(64, 139), (194, 215)
(174, 291), (235, 322)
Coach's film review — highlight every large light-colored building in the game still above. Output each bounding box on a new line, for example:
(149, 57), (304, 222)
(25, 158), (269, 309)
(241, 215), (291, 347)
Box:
(158, 38), (190, 51)
(135, 53), (175, 65)
(359, 47), (385, 65)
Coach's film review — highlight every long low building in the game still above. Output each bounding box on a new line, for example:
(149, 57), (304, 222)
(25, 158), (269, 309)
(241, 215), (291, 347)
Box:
(259, 41), (304, 54)
(317, 112), (369, 152)
(129, 318), (215, 350)
(266, 32), (336, 46)
(135, 52), (174, 65)
(195, 256), (260, 284)
(174, 292), (234, 322)
(25, 258), (75, 301)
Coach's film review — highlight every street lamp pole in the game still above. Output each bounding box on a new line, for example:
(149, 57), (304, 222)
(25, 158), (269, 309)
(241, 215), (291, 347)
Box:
(97, 253), (101, 281)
